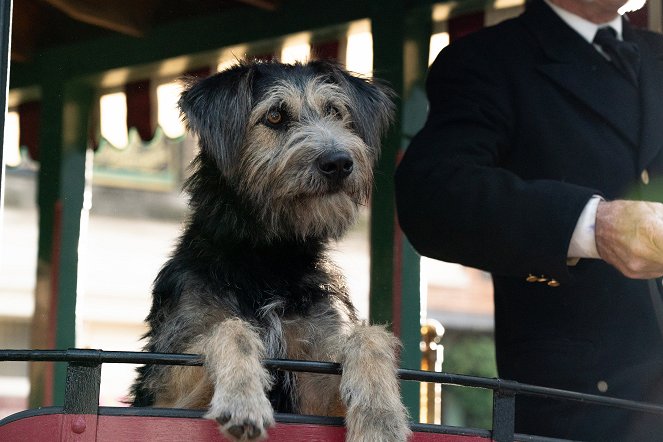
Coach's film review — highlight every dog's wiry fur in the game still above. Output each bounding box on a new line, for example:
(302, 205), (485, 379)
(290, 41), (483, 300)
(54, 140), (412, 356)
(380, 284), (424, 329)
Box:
(131, 59), (410, 442)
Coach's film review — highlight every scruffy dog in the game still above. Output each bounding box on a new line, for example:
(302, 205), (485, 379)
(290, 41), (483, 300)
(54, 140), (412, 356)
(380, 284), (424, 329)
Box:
(131, 59), (410, 442)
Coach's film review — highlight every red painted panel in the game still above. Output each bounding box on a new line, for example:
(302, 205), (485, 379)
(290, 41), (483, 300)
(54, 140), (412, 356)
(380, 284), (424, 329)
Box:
(61, 414), (98, 442)
(0, 414), (64, 441)
(0, 413), (492, 442)
(97, 416), (346, 442)
(97, 417), (490, 442)
(97, 415), (224, 442)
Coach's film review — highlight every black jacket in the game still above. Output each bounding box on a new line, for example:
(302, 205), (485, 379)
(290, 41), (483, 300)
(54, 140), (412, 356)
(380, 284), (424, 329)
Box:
(395, 1), (663, 439)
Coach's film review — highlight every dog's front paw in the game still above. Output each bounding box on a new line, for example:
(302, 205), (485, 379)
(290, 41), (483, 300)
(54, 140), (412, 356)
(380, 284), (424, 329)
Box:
(204, 392), (275, 441)
(341, 324), (412, 441)
(345, 408), (411, 442)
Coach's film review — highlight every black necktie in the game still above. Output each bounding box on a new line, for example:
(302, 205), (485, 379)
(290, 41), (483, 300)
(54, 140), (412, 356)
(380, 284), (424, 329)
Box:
(593, 26), (640, 85)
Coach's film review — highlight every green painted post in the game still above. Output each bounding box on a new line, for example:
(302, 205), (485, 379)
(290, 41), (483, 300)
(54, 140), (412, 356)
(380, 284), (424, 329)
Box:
(401, 2), (433, 423)
(30, 78), (65, 408)
(370, 0), (431, 421)
(368, 0), (403, 325)
(30, 78), (93, 407)
(53, 81), (93, 405)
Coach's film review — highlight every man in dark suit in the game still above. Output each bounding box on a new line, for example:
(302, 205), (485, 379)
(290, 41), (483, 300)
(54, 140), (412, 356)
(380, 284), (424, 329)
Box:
(395, 0), (663, 439)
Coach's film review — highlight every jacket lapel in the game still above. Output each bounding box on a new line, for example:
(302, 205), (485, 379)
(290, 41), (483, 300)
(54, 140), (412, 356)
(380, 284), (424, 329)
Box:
(628, 26), (663, 170)
(523, 0), (640, 147)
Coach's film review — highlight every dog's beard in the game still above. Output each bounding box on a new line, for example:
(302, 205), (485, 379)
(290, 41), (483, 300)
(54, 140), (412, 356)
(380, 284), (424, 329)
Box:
(260, 191), (361, 241)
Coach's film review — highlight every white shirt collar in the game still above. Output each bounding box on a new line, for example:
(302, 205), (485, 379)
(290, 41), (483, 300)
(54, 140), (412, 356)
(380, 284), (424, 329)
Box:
(544, 0), (624, 42)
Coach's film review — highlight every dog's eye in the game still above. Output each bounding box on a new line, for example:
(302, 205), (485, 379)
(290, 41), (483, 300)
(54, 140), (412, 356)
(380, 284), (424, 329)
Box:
(326, 104), (343, 119)
(266, 109), (284, 126)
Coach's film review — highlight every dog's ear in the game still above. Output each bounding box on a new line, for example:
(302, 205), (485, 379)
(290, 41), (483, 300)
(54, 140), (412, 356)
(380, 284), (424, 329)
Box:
(178, 63), (254, 174)
(313, 61), (395, 150)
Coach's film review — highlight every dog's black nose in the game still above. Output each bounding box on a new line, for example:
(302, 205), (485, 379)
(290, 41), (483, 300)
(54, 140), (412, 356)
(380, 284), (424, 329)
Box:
(317, 151), (353, 180)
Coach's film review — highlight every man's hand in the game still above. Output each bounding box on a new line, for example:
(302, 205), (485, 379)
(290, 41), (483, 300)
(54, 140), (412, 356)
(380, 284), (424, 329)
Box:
(595, 200), (663, 279)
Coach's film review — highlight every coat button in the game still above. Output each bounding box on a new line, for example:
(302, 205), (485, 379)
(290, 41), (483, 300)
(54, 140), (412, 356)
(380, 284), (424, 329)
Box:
(641, 169), (650, 185)
(526, 274), (538, 282)
(547, 279), (560, 287)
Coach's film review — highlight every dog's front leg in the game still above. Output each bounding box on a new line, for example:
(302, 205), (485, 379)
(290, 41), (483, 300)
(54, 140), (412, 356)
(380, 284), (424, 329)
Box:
(340, 324), (411, 442)
(202, 317), (275, 441)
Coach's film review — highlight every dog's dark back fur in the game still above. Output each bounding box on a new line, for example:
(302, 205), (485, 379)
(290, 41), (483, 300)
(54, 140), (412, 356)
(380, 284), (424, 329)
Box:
(131, 60), (394, 411)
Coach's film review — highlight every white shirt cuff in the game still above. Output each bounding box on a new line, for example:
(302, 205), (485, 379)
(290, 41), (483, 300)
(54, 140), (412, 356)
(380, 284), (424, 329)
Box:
(567, 195), (602, 262)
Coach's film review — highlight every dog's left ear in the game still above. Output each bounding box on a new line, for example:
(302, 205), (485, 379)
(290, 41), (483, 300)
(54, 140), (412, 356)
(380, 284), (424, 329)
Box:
(178, 63), (255, 175)
(314, 61), (395, 150)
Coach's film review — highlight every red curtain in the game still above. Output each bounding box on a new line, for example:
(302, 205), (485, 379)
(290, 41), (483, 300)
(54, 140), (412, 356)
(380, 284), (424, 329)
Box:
(125, 79), (154, 141)
(18, 101), (41, 161)
(448, 11), (485, 42)
(311, 40), (340, 61)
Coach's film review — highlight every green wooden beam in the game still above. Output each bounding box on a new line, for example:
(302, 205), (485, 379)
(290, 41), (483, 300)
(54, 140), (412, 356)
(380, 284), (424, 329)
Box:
(401, 1), (434, 423)
(53, 81), (93, 405)
(370, 0), (433, 422)
(30, 77), (64, 408)
(10, 0), (375, 90)
(30, 78), (93, 407)
(369, 0), (403, 325)
(370, 0), (427, 422)
(8, 0), (494, 91)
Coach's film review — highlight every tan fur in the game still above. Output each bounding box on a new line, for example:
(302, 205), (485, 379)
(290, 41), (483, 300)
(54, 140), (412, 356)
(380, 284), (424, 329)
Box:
(153, 365), (212, 409)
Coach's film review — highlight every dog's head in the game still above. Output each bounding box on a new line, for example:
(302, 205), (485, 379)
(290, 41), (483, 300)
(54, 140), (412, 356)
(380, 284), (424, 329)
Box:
(179, 60), (394, 241)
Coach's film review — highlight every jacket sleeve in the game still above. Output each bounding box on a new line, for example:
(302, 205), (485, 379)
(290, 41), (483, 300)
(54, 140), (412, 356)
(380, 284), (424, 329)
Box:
(394, 38), (597, 282)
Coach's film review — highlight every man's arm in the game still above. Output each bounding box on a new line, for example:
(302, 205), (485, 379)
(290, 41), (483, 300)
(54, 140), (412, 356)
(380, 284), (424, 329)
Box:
(395, 37), (597, 283)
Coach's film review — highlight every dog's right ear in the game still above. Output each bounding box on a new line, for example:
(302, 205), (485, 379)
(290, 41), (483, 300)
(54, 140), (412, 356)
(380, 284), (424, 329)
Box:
(178, 63), (254, 175)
